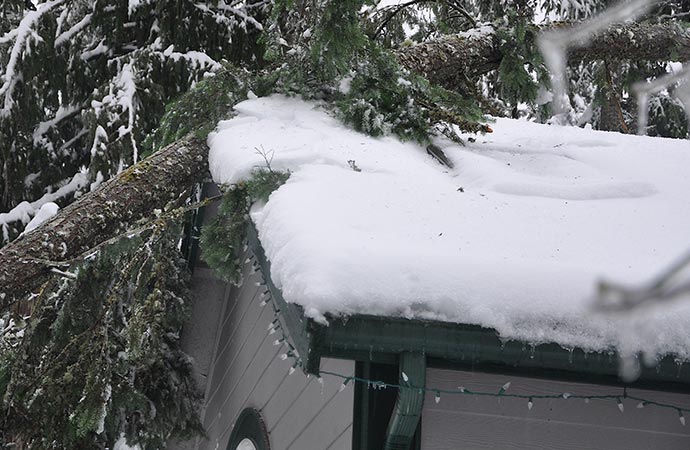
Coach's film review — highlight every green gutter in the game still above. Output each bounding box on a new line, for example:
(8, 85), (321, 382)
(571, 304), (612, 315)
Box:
(309, 314), (690, 392)
(384, 352), (426, 450)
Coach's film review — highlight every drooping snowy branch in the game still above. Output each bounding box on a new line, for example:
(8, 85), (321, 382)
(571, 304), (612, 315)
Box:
(0, 0), (69, 117)
(194, 0), (270, 32)
(32, 104), (82, 147)
(0, 172), (89, 244)
(53, 12), (92, 47)
(1, 0), (270, 240)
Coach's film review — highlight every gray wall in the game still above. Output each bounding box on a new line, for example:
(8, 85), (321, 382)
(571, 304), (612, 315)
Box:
(195, 259), (354, 450)
(422, 367), (690, 450)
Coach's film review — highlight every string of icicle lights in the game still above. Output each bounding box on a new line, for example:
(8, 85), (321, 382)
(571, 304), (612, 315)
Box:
(249, 258), (690, 427)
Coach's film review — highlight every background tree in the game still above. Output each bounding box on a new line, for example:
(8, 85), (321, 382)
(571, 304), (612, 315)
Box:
(368, 0), (690, 134)
(0, 0), (269, 243)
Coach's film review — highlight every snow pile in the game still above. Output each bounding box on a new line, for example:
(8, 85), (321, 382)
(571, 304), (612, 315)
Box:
(22, 201), (59, 235)
(113, 434), (142, 450)
(209, 95), (690, 359)
(0, 172), (88, 243)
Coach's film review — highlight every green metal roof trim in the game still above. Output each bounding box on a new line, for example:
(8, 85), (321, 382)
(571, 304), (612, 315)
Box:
(246, 223), (690, 391)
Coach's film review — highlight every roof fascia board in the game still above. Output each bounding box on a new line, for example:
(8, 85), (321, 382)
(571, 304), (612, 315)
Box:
(310, 314), (690, 391)
(247, 223), (313, 369)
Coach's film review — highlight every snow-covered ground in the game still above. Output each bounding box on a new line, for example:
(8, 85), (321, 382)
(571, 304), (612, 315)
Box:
(209, 95), (690, 361)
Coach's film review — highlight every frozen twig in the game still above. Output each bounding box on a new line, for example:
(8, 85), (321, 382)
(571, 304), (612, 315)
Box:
(594, 250), (690, 313)
(537, 0), (658, 122)
(633, 66), (690, 135)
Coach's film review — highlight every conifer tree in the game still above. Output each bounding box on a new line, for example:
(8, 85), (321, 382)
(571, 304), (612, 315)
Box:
(0, 0), (269, 243)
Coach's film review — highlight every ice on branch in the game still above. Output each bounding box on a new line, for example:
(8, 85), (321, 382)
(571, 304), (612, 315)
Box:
(633, 66), (690, 135)
(537, 0), (658, 123)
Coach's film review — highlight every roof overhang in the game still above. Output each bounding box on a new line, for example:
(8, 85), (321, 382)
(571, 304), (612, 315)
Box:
(247, 223), (690, 393)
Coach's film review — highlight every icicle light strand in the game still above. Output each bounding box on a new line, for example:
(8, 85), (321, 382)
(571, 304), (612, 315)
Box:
(256, 266), (690, 425)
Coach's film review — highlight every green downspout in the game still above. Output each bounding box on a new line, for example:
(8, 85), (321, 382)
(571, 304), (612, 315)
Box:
(384, 352), (426, 450)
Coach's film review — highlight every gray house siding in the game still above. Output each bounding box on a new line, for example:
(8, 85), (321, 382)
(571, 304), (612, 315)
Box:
(195, 259), (355, 450)
(422, 367), (690, 450)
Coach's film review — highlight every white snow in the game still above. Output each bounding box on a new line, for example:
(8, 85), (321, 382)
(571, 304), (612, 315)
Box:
(54, 13), (92, 47)
(0, 0), (69, 117)
(113, 434), (142, 450)
(0, 172), (88, 242)
(161, 44), (222, 72)
(209, 95), (690, 359)
(80, 39), (109, 60)
(22, 201), (59, 234)
(32, 104), (81, 146)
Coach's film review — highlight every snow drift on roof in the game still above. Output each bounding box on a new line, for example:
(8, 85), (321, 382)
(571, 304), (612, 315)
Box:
(209, 94), (690, 360)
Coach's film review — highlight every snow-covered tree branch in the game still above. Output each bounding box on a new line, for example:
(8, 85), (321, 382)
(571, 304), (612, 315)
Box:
(397, 20), (690, 93)
(0, 0), (268, 244)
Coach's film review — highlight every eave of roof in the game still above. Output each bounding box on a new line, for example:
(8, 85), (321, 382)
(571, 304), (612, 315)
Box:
(247, 223), (690, 393)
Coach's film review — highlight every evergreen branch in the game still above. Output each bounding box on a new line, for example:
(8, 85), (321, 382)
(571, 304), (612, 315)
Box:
(372, 0), (434, 39)
(53, 12), (92, 47)
(49, 268), (77, 279)
(0, 0), (71, 116)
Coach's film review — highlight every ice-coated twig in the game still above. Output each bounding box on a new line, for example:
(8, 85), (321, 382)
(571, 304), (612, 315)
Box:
(673, 78), (690, 134)
(633, 66), (690, 135)
(594, 250), (690, 313)
(537, 0), (658, 122)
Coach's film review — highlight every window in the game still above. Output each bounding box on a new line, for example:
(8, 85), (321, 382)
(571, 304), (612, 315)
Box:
(226, 408), (270, 450)
(235, 438), (257, 450)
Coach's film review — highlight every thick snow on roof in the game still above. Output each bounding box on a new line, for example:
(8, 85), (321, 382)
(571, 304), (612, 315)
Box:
(209, 95), (690, 359)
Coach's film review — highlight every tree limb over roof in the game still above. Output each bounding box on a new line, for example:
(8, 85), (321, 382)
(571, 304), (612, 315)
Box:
(397, 21), (690, 92)
(0, 135), (208, 311)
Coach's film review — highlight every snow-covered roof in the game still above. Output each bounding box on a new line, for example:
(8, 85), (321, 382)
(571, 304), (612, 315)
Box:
(209, 95), (690, 360)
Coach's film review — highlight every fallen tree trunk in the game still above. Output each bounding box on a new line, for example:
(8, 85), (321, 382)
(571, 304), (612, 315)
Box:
(397, 21), (690, 91)
(0, 135), (209, 311)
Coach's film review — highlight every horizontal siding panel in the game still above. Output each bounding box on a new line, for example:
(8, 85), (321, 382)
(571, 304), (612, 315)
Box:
(210, 332), (282, 441)
(326, 424), (353, 450)
(423, 368), (690, 450)
(196, 254), (354, 450)
(212, 283), (260, 369)
(253, 354), (293, 412)
(423, 408), (690, 450)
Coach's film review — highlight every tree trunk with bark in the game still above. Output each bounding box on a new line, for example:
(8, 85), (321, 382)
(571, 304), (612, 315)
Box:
(397, 21), (690, 92)
(0, 135), (209, 311)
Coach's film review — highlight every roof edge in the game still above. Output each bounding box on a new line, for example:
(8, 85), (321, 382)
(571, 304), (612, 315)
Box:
(247, 222), (690, 391)
(310, 313), (690, 392)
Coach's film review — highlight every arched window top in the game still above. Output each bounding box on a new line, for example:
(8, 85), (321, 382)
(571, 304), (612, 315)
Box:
(235, 438), (257, 450)
(226, 408), (270, 450)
